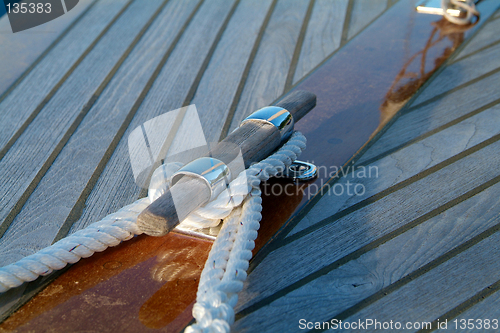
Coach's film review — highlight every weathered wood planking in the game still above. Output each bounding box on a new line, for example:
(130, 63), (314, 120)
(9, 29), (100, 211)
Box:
(292, 0), (349, 84)
(411, 41), (500, 106)
(234, 139), (500, 312)
(188, 0), (274, 144)
(452, 14), (500, 62)
(356, 70), (500, 165)
(0, 0), (94, 99)
(234, 180), (500, 332)
(0, 0), (131, 157)
(290, 103), (500, 235)
(346, 0), (388, 40)
(0, 0), (200, 267)
(436, 291), (500, 332)
(225, 0), (310, 135)
(73, 0), (237, 232)
(0, 0), (166, 266)
(343, 231), (500, 331)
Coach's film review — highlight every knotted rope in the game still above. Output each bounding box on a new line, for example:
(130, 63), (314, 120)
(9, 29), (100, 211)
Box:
(0, 131), (306, 333)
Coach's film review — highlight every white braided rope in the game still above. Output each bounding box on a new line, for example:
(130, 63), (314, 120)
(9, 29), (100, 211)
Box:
(185, 132), (307, 332)
(0, 198), (149, 293)
(0, 130), (306, 333)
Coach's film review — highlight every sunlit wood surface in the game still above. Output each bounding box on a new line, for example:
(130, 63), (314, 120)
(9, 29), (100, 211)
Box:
(234, 6), (500, 332)
(0, 0), (499, 331)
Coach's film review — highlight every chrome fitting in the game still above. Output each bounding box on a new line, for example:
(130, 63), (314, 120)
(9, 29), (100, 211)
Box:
(281, 160), (318, 181)
(170, 157), (231, 200)
(240, 106), (294, 141)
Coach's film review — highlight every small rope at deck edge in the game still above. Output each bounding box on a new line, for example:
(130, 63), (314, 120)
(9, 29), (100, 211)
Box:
(0, 131), (306, 332)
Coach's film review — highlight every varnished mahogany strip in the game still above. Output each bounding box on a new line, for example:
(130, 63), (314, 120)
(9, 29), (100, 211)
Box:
(289, 101), (500, 236)
(0, 178), (306, 332)
(235, 134), (500, 319)
(0, 233), (212, 332)
(358, 70), (500, 166)
(232, 0), (500, 322)
(0, 0), (201, 322)
(251, 0), (500, 254)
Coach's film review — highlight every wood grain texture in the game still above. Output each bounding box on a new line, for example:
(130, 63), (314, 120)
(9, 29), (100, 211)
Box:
(234, 180), (500, 332)
(188, 0), (273, 143)
(0, 0), (165, 266)
(226, 0), (310, 134)
(342, 231), (500, 330)
(412, 41), (500, 106)
(0, 0), (130, 155)
(0, 0), (94, 98)
(292, 0), (349, 84)
(0, 0), (199, 266)
(357, 70), (500, 165)
(453, 16), (500, 61)
(234, 139), (500, 313)
(346, 0), (387, 40)
(72, 0), (237, 232)
(436, 291), (500, 332)
(290, 103), (500, 234)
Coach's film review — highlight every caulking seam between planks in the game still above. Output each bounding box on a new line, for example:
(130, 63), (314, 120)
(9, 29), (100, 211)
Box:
(247, 1), (498, 273)
(237, 174), (500, 321)
(405, 66), (500, 114)
(136, 0), (240, 199)
(53, 0), (206, 242)
(283, 0), (315, 92)
(0, 0), (168, 241)
(339, 0), (354, 46)
(243, 134), (498, 303)
(284, 0), (397, 96)
(73, 0), (242, 232)
(217, 0), (278, 141)
(322, 208), (500, 331)
(417, 280), (500, 333)
(0, 0), (99, 106)
(347, 8), (500, 170)
(358, 97), (500, 168)
(0, 0), (201, 321)
(271, 103), (500, 250)
(450, 39), (500, 65)
(241, 140), (500, 314)
(0, 0), (134, 163)
(181, 0), (241, 108)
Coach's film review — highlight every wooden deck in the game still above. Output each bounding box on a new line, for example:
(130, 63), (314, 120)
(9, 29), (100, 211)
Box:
(0, 0), (499, 331)
(0, 0), (394, 322)
(233, 6), (500, 332)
